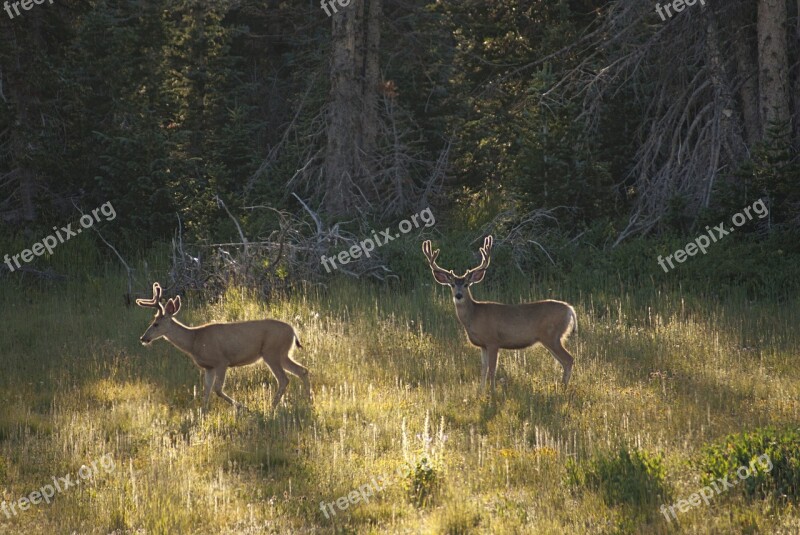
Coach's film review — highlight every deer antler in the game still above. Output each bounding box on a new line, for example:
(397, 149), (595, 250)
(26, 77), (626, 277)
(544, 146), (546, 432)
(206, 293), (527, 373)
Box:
(466, 235), (493, 276)
(422, 240), (454, 273)
(422, 240), (443, 270)
(482, 235), (493, 255)
(135, 282), (165, 315)
(422, 240), (455, 283)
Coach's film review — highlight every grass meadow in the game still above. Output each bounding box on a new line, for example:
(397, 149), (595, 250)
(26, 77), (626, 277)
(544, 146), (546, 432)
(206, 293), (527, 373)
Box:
(0, 251), (799, 533)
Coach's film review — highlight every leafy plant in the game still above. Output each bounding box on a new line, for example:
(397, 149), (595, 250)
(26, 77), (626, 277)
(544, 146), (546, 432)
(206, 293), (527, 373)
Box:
(566, 447), (668, 508)
(404, 456), (441, 507)
(697, 427), (800, 500)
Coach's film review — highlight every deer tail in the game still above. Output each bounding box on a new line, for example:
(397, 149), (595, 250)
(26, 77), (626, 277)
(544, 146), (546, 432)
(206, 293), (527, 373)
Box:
(566, 306), (578, 337)
(571, 306), (578, 334)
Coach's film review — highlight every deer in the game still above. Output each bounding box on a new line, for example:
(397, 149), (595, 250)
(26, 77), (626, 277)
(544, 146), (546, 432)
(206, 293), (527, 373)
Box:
(136, 283), (311, 413)
(422, 236), (577, 392)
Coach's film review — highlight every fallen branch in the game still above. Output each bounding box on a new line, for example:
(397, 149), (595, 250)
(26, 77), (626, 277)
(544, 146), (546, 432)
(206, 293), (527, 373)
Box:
(72, 201), (134, 304)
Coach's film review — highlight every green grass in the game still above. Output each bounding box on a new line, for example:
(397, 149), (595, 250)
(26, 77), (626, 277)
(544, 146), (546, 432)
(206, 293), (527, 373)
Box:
(0, 270), (798, 534)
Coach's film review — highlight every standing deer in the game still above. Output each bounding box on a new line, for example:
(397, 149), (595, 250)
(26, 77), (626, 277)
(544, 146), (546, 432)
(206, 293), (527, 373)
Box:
(136, 283), (311, 413)
(422, 236), (577, 391)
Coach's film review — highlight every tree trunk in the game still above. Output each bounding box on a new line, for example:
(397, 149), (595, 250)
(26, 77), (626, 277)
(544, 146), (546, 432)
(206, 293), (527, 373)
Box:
(361, 0), (382, 159)
(1, 24), (41, 223)
(706, 11), (748, 168)
(757, 0), (790, 137)
(733, 27), (761, 147)
(324, 6), (360, 217)
(323, 0), (382, 218)
(794, 0), (800, 144)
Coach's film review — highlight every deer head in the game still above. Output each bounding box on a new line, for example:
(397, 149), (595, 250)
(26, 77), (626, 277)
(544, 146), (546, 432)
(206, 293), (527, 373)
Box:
(422, 236), (493, 303)
(135, 282), (182, 345)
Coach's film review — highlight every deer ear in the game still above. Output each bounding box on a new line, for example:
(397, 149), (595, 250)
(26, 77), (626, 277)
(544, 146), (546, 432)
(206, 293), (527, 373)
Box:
(165, 297), (180, 316)
(466, 269), (486, 285)
(432, 270), (453, 285)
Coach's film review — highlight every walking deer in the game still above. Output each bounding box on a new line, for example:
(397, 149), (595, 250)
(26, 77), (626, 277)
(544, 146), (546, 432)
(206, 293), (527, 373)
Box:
(136, 283), (311, 413)
(422, 236), (577, 391)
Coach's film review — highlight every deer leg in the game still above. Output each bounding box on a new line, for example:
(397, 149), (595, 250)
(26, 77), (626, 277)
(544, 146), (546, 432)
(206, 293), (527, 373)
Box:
(486, 346), (499, 393)
(282, 357), (312, 399)
(543, 341), (575, 386)
(213, 367), (245, 410)
(264, 358), (290, 413)
(202, 369), (215, 413)
(479, 347), (488, 392)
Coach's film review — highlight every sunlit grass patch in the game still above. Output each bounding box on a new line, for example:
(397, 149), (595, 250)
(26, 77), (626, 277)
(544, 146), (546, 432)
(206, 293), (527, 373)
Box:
(84, 378), (155, 405)
(0, 409), (54, 443)
(0, 274), (798, 533)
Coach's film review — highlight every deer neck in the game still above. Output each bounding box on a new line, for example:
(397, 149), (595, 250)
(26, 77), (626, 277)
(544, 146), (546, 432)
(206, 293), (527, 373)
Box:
(163, 319), (198, 357)
(454, 289), (477, 328)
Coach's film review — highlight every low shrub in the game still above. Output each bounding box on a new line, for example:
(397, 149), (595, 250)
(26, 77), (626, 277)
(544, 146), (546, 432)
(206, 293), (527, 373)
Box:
(697, 427), (800, 500)
(566, 447), (668, 508)
(404, 456), (441, 507)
